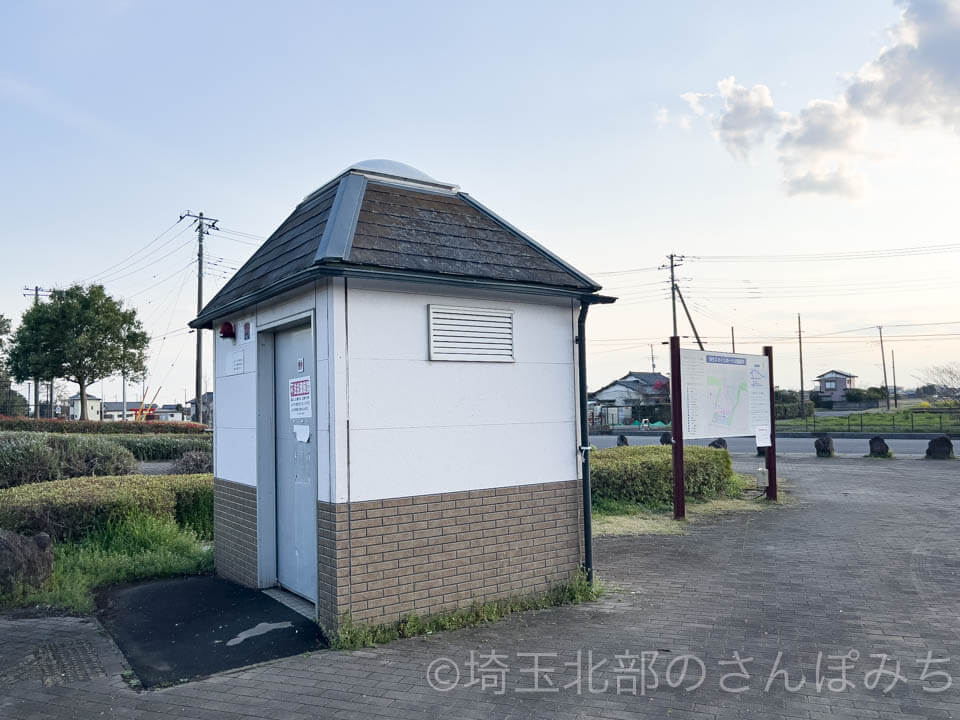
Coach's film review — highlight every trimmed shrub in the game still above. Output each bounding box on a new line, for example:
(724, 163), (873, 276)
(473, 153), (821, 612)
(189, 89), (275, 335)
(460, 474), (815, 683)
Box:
(0, 416), (207, 434)
(106, 434), (211, 461)
(591, 445), (733, 507)
(0, 473), (213, 542)
(0, 433), (61, 488)
(45, 435), (137, 477)
(173, 450), (213, 475)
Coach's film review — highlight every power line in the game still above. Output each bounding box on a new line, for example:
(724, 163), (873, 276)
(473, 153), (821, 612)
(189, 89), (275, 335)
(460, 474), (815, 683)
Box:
(77, 218), (189, 284)
(687, 242), (960, 263)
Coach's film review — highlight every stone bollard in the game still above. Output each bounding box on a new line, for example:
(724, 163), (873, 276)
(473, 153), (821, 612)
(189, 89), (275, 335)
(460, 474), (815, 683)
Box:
(708, 438), (727, 450)
(815, 435), (834, 458)
(868, 436), (890, 458)
(659, 432), (673, 446)
(616, 434), (629, 447)
(925, 436), (954, 460)
(0, 530), (53, 595)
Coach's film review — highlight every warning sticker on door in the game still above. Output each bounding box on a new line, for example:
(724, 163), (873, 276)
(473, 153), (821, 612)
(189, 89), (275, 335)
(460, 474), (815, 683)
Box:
(288, 376), (312, 419)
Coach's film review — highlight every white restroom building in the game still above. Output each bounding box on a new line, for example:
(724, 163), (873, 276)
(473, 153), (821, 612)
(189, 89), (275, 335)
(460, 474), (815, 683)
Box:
(191, 160), (614, 629)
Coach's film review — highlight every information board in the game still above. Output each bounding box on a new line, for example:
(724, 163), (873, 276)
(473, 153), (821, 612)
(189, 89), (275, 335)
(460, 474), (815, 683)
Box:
(678, 349), (772, 444)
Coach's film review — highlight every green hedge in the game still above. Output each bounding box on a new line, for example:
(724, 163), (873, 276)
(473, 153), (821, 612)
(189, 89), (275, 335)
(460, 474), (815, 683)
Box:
(0, 432), (139, 487)
(0, 473), (213, 542)
(0, 434), (61, 488)
(0, 416), (207, 434)
(45, 435), (137, 477)
(105, 434), (212, 461)
(774, 401), (814, 420)
(591, 445), (733, 506)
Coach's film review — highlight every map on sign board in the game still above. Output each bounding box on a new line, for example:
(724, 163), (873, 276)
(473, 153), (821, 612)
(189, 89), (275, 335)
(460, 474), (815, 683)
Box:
(678, 349), (772, 444)
(288, 376), (312, 419)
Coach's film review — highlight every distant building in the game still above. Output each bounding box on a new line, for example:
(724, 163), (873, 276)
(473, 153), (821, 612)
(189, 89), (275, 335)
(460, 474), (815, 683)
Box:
(155, 404), (186, 422)
(68, 393), (102, 421)
(814, 370), (857, 402)
(185, 392), (213, 424)
(590, 371), (670, 425)
(102, 401), (158, 421)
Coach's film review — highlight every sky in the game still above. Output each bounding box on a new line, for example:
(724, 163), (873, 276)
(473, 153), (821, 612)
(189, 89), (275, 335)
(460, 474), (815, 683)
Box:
(2, 0), (960, 406)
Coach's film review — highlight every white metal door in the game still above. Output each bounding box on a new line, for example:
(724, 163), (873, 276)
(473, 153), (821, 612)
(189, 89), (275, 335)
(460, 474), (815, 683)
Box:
(274, 324), (317, 602)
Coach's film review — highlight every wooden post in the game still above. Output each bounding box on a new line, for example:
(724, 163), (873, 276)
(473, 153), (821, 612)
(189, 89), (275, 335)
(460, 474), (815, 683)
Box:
(763, 346), (778, 501)
(670, 336), (685, 519)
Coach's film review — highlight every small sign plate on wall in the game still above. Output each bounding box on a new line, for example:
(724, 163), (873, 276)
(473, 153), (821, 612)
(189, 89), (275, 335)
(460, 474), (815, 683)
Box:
(229, 349), (244, 375)
(297, 357), (304, 373)
(288, 376), (312, 419)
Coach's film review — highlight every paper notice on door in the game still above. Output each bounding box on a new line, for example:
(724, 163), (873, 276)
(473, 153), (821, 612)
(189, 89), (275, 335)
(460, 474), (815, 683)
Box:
(288, 376), (312, 419)
(293, 425), (310, 443)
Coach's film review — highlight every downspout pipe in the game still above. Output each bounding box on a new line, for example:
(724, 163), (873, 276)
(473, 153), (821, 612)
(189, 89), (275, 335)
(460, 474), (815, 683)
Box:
(577, 301), (594, 583)
(575, 293), (615, 584)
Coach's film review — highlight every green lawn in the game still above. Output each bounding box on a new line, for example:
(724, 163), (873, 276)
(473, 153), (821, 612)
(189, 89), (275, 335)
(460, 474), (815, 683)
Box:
(779, 410), (960, 434)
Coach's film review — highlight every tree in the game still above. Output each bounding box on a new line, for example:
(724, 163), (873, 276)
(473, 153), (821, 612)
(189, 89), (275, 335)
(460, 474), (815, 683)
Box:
(0, 313), (28, 415)
(0, 313), (10, 350)
(6, 285), (149, 420)
(919, 363), (960, 397)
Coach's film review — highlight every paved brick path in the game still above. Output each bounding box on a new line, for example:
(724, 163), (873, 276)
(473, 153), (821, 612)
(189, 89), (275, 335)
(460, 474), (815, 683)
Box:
(3, 456), (960, 719)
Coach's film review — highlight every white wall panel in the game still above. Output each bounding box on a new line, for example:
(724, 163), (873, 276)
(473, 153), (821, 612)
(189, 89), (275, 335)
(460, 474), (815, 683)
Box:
(348, 422), (577, 501)
(347, 286), (574, 364)
(215, 428), (257, 487)
(345, 285), (578, 500)
(214, 373), (258, 430)
(348, 359), (574, 430)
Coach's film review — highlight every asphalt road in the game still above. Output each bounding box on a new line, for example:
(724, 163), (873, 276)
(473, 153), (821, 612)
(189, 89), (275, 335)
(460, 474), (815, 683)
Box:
(590, 434), (934, 456)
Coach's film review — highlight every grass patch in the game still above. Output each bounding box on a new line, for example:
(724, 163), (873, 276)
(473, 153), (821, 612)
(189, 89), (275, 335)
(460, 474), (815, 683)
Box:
(593, 473), (785, 536)
(0, 513), (213, 613)
(331, 570), (603, 650)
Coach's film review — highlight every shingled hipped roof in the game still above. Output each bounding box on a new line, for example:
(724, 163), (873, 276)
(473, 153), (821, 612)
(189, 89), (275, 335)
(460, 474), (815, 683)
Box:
(191, 160), (608, 328)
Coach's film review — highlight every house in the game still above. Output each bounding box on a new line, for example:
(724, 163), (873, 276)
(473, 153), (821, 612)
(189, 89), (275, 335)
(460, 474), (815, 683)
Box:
(185, 392), (213, 424)
(67, 393), (101, 421)
(102, 401), (157, 421)
(189, 160), (614, 630)
(589, 371), (670, 425)
(155, 404), (186, 422)
(814, 370), (857, 402)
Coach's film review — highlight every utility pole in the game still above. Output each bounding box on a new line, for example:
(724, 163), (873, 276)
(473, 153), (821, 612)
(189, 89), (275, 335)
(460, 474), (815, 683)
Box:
(730, 326), (736, 353)
(180, 212), (219, 423)
(22, 286), (52, 418)
(797, 313), (805, 417)
(877, 325), (890, 410)
(668, 254), (678, 337)
(891, 349), (899, 409)
(649, 344), (656, 373)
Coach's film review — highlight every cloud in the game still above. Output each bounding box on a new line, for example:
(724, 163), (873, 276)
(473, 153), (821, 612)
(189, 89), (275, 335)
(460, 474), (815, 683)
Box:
(680, 91), (709, 116)
(846, 0), (960, 128)
(655, 107), (670, 129)
(681, 0), (960, 196)
(784, 167), (864, 197)
(654, 106), (693, 131)
(713, 77), (788, 159)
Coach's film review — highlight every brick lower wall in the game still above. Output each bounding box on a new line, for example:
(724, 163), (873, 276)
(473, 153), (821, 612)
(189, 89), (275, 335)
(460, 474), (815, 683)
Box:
(319, 479), (583, 628)
(213, 477), (259, 588)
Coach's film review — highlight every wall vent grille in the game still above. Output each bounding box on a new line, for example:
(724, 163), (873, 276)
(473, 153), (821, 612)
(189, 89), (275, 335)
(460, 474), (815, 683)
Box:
(428, 305), (515, 362)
